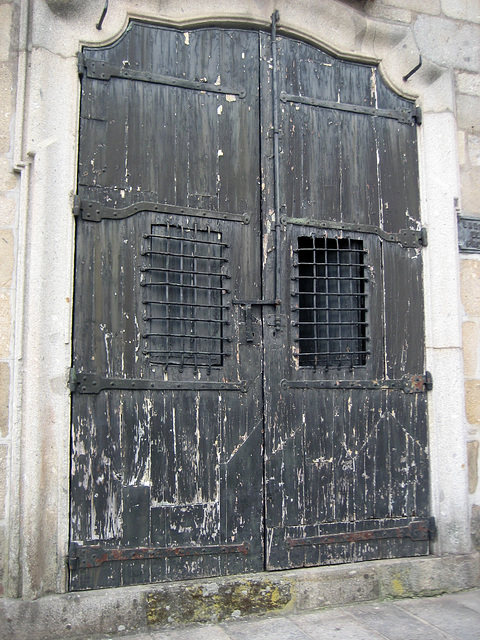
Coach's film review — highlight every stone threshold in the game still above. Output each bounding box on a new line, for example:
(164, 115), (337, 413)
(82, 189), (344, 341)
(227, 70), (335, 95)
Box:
(1, 553), (479, 640)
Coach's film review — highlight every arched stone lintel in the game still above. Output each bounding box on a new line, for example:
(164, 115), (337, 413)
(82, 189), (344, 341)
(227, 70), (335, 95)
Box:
(37, 0), (449, 103)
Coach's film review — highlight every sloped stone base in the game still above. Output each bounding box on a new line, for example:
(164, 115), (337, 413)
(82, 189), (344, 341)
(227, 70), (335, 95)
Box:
(1, 554), (479, 640)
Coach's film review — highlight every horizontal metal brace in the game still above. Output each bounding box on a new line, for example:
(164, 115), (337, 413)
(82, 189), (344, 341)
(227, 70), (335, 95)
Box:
(287, 518), (435, 549)
(280, 92), (419, 125)
(233, 299), (280, 306)
(69, 372), (248, 394)
(80, 55), (246, 98)
(282, 215), (427, 249)
(75, 198), (251, 224)
(69, 541), (250, 570)
(281, 372), (432, 393)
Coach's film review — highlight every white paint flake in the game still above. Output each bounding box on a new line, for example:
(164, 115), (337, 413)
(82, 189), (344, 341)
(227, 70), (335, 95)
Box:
(184, 32), (190, 45)
(226, 95), (236, 102)
(370, 68), (378, 108)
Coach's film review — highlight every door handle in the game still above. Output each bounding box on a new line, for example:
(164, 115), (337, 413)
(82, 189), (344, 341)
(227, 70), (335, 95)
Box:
(233, 298), (280, 342)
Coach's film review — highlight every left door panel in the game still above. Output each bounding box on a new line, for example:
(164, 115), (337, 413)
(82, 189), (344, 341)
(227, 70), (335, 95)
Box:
(69, 23), (263, 590)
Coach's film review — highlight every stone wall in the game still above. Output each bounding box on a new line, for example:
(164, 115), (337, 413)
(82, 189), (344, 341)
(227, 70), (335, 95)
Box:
(353, 0), (480, 556)
(443, 0), (480, 547)
(0, 0), (19, 596)
(0, 0), (479, 598)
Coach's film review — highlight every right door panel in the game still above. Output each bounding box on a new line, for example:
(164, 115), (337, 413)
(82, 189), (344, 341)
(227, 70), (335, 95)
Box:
(262, 34), (431, 570)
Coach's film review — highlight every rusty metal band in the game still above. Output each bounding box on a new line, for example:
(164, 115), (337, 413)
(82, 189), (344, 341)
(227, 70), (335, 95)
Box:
(282, 215), (427, 249)
(69, 541), (250, 570)
(74, 196), (251, 224)
(70, 371), (248, 394)
(280, 92), (420, 125)
(80, 55), (246, 98)
(287, 519), (435, 549)
(281, 373), (432, 393)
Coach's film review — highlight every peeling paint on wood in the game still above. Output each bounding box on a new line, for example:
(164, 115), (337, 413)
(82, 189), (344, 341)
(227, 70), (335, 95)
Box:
(261, 32), (429, 571)
(70, 20), (430, 592)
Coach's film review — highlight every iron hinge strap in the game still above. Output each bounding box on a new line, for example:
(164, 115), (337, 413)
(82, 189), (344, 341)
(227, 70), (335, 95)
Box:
(80, 56), (246, 98)
(72, 195), (81, 218)
(287, 518), (435, 549)
(74, 198), (250, 224)
(68, 371), (248, 394)
(280, 92), (418, 125)
(77, 51), (85, 77)
(67, 367), (78, 392)
(415, 105), (423, 125)
(282, 216), (427, 249)
(68, 541), (250, 570)
(281, 372), (433, 393)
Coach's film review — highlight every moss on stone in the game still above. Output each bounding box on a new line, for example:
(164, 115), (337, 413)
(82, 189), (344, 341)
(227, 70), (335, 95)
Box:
(146, 577), (292, 625)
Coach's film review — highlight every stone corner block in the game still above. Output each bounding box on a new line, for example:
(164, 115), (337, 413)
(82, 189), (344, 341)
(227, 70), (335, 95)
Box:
(465, 379), (480, 425)
(0, 361), (9, 438)
(365, 4), (412, 24)
(441, 0), (480, 24)
(0, 196), (15, 226)
(0, 291), (11, 359)
(386, 0), (441, 16)
(0, 228), (14, 288)
(377, 553), (480, 598)
(463, 321), (478, 377)
(461, 167), (480, 216)
(0, 443), (7, 518)
(457, 72), (480, 98)
(461, 259), (480, 314)
(468, 440), (479, 494)
(458, 95), (480, 134)
(472, 505), (480, 551)
(0, 158), (16, 192)
(0, 4), (12, 62)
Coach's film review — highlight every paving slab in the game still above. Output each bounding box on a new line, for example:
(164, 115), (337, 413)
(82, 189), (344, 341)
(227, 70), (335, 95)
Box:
(220, 616), (311, 640)
(343, 602), (451, 640)
(287, 608), (387, 640)
(396, 595), (480, 640)
(444, 589), (480, 614)
(150, 625), (232, 640)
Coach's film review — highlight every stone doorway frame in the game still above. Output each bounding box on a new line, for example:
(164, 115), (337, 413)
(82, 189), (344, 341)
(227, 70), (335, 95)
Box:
(7, 0), (471, 598)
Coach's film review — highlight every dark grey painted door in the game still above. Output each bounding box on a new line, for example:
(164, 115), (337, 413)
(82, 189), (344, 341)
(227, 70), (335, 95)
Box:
(69, 21), (432, 591)
(69, 24), (264, 590)
(262, 34), (431, 570)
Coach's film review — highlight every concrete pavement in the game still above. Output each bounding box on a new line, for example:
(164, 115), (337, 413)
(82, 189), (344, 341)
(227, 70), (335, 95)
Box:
(82, 589), (480, 640)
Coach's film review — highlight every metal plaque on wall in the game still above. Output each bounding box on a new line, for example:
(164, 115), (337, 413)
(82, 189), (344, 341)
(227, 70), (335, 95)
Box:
(458, 215), (480, 253)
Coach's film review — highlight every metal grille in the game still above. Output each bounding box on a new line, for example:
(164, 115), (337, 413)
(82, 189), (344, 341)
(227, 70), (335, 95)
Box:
(293, 236), (368, 368)
(141, 222), (230, 370)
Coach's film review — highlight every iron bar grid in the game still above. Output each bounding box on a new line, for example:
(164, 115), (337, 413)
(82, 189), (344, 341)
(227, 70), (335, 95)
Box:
(141, 222), (229, 370)
(293, 236), (368, 368)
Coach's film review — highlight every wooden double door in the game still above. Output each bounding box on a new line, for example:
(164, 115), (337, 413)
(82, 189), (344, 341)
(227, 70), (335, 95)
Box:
(69, 20), (432, 590)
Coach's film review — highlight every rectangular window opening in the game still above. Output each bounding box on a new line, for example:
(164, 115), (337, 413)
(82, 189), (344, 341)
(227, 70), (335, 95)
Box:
(141, 222), (229, 370)
(294, 236), (368, 368)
